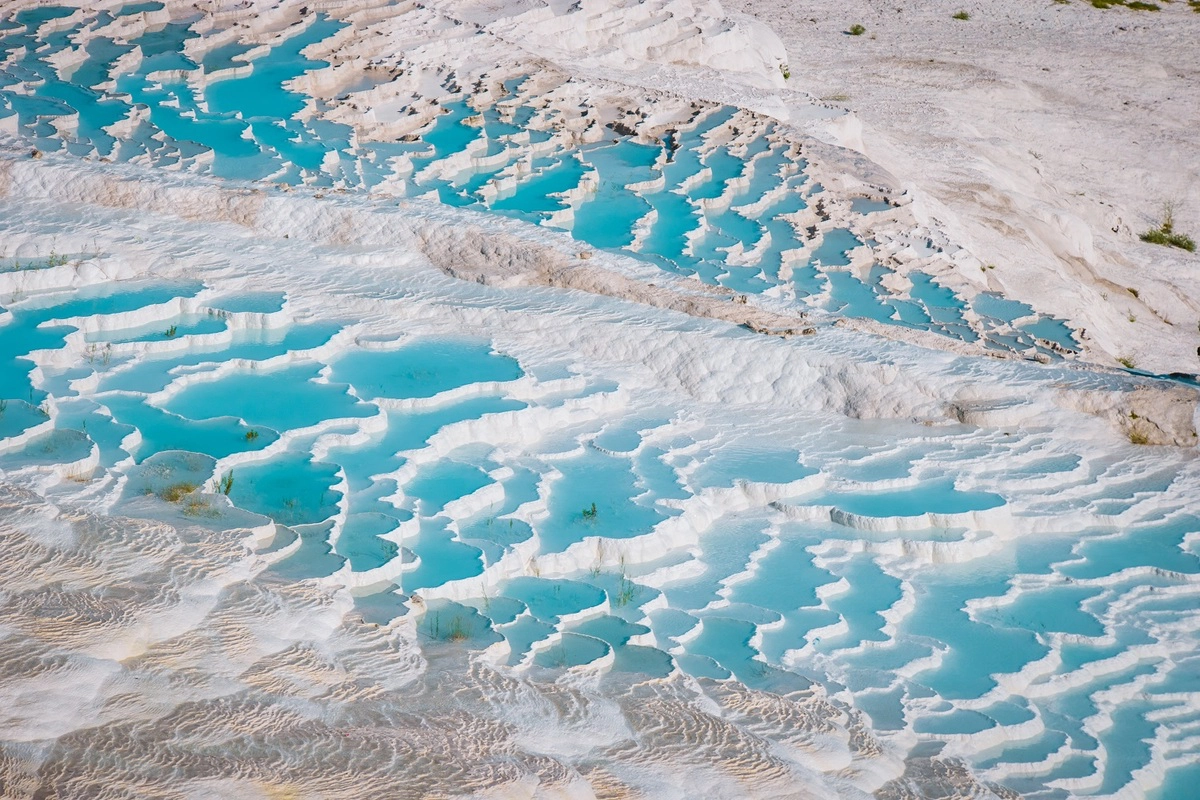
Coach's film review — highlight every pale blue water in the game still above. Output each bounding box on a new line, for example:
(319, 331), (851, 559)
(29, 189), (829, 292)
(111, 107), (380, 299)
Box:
(823, 478), (1005, 517)
(329, 340), (521, 400)
(540, 447), (670, 552)
(0, 9), (1083, 350)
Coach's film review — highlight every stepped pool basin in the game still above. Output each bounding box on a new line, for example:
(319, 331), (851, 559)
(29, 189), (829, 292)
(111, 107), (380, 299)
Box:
(0, 254), (1196, 797)
(0, 5), (1083, 359)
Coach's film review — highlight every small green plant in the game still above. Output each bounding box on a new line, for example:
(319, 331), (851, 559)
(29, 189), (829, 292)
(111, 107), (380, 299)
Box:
(1140, 227), (1195, 251)
(164, 325), (178, 338)
(160, 482), (198, 503)
(581, 502), (598, 520)
(1128, 430), (1150, 445)
(614, 575), (637, 607)
(780, 64), (791, 80)
(952, 10), (970, 19)
(590, 540), (605, 577)
(1117, 355), (1137, 369)
(0, 399), (6, 417)
(426, 612), (469, 642)
(244, 429), (259, 441)
(1140, 204), (1196, 252)
(182, 497), (217, 517)
(446, 616), (469, 642)
(219, 471), (234, 496)
(847, 23), (866, 35)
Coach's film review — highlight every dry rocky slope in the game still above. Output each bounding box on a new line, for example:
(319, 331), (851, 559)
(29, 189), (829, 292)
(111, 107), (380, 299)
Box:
(731, 0), (1200, 375)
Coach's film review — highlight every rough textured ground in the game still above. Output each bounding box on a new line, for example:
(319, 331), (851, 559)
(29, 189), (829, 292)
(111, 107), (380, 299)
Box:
(731, 0), (1200, 374)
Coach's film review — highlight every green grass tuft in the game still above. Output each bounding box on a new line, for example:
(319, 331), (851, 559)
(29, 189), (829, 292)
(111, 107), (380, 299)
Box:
(1140, 228), (1196, 252)
(952, 10), (971, 20)
(848, 23), (866, 35)
(1141, 204), (1196, 252)
(160, 482), (198, 503)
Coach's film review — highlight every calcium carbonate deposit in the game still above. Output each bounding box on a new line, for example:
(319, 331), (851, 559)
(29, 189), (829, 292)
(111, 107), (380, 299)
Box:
(0, 1), (1198, 798)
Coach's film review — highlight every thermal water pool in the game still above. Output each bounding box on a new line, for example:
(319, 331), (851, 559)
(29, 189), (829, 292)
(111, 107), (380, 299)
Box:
(0, 5), (1084, 360)
(1, 265), (1196, 797)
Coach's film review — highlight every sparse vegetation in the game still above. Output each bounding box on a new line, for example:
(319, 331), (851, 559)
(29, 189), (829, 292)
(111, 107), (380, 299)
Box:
(65, 467), (92, 484)
(952, 10), (971, 20)
(1128, 430), (1150, 445)
(1090, 0), (1159, 8)
(244, 429), (259, 441)
(0, 399), (6, 417)
(160, 481), (198, 503)
(446, 616), (469, 642)
(1117, 355), (1137, 369)
(780, 64), (791, 80)
(581, 502), (598, 520)
(614, 574), (637, 607)
(426, 612), (470, 642)
(1142, 203), (1191, 251)
(84, 342), (113, 366)
(164, 325), (178, 338)
(848, 24), (866, 35)
(182, 497), (217, 517)
(219, 471), (234, 496)
(1140, 218), (1196, 252)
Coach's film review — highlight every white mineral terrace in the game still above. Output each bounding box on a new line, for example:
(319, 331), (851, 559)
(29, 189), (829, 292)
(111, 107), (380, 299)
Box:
(0, 1), (1197, 799)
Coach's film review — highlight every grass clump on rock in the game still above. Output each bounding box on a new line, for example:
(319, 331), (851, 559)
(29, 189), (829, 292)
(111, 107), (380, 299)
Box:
(1090, 0), (1160, 8)
(1140, 204), (1196, 253)
(847, 24), (866, 35)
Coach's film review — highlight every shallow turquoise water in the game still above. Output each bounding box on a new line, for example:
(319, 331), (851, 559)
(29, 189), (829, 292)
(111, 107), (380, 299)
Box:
(823, 478), (1005, 517)
(330, 340), (522, 400)
(0, 8), (1083, 352)
(166, 363), (375, 430)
